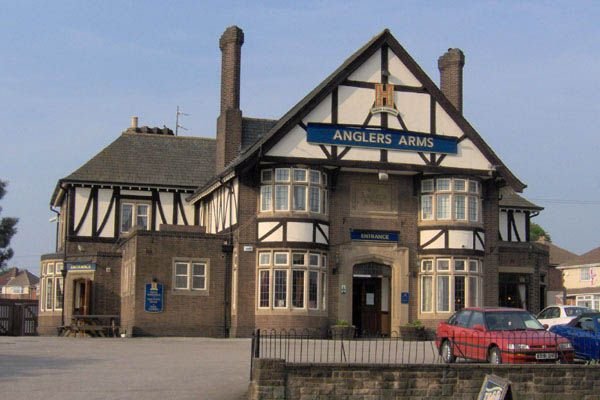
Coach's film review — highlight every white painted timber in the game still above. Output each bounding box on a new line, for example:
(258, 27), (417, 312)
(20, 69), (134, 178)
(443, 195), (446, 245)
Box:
(499, 211), (508, 241)
(74, 187), (92, 236)
(475, 232), (485, 251)
(302, 94), (331, 125)
(448, 230), (473, 249)
(182, 199), (194, 225)
(347, 49), (381, 82)
(388, 52), (421, 87)
(258, 221), (283, 242)
(267, 125), (327, 159)
(287, 222), (313, 242)
(97, 189), (115, 237)
(159, 192), (174, 226)
(420, 230), (445, 249)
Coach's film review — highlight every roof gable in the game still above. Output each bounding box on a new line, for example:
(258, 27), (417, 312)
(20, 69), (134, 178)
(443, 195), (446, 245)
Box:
(561, 246), (600, 267)
(237, 29), (525, 191)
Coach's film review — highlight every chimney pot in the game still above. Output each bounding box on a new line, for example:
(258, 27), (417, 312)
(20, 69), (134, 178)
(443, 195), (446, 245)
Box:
(131, 116), (138, 129)
(438, 48), (465, 113)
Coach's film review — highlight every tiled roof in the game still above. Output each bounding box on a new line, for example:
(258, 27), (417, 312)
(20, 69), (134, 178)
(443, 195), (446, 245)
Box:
(539, 241), (578, 266)
(499, 187), (542, 210)
(52, 130), (216, 204)
(242, 117), (277, 150)
(561, 246), (600, 267)
(6, 270), (39, 287)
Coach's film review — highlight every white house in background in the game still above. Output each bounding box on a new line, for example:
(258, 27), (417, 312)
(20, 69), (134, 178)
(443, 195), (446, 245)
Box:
(558, 246), (600, 310)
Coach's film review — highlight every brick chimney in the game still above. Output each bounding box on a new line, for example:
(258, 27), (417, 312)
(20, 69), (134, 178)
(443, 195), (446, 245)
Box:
(216, 26), (244, 172)
(438, 48), (465, 113)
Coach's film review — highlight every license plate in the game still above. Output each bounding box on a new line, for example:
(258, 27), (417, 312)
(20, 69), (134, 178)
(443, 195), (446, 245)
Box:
(535, 352), (557, 360)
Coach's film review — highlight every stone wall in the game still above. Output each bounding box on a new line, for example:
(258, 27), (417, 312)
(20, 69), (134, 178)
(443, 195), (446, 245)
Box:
(249, 359), (600, 400)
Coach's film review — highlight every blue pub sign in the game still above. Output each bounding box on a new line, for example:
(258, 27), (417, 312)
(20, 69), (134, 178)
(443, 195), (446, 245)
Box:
(306, 122), (458, 154)
(144, 283), (164, 313)
(351, 230), (399, 243)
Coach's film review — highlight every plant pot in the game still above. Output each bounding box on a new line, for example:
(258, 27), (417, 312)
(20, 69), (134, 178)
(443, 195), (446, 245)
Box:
(399, 326), (428, 341)
(331, 325), (355, 339)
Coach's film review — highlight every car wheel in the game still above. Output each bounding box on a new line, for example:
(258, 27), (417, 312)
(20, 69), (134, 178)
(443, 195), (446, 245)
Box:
(488, 346), (502, 365)
(440, 340), (456, 364)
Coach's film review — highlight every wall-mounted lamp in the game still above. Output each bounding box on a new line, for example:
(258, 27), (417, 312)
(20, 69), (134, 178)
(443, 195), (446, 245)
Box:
(378, 171), (389, 181)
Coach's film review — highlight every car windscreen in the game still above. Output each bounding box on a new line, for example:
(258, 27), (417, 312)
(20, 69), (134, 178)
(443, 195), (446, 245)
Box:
(565, 307), (590, 317)
(485, 311), (544, 331)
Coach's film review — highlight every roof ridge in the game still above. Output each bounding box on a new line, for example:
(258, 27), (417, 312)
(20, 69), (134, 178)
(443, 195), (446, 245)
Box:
(121, 132), (216, 141)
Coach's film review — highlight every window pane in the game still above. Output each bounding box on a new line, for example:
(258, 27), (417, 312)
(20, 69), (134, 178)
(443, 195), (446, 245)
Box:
(175, 276), (188, 289)
(468, 180), (479, 194)
(437, 276), (450, 312)
(192, 277), (205, 290)
(136, 204), (149, 229)
(261, 169), (272, 183)
(309, 170), (321, 184)
(454, 259), (466, 271)
(468, 196), (478, 221)
(308, 271), (318, 309)
(260, 186), (272, 211)
(437, 259), (450, 271)
(309, 253), (319, 266)
(274, 185), (289, 211)
(46, 279), (53, 309)
(293, 186), (306, 211)
(321, 272), (327, 310)
(321, 255), (327, 269)
(421, 276), (432, 312)
(454, 179), (466, 191)
(454, 276), (465, 311)
(55, 278), (63, 309)
(469, 260), (478, 272)
(274, 270), (287, 307)
(454, 195), (466, 220)
(469, 277), (478, 306)
(309, 186), (320, 213)
(175, 263), (188, 275)
(192, 263), (205, 276)
(421, 195), (433, 220)
(437, 178), (451, 191)
(421, 260), (433, 272)
(121, 204), (133, 232)
(293, 169), (307, 182)
(259, 270), (270, 307)
(274, 252), (288, 265)
(292, 270), (305, 308)
(436, 194), (450, 219)
(292, 253), (305, 266)
(259, 252), (271, 266)
(321, 190), (328, 214)
(275, 168), (290, 182)
(421, 179), (434, 193)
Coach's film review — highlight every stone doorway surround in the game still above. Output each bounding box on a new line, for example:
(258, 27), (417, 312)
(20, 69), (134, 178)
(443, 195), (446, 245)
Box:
(336, 242), (409, 335)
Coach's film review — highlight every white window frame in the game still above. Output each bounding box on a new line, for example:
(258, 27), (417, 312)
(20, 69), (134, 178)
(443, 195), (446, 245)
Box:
(260, 186), (273, 212)
(274, 252), (289, 266)
(421, 179), (434, 193)
(274, 185), (290, 211)
(581, 268), (591, 281)
(173, 260), (209, 292)
(293, 168), (307, 182)
(258, 270), (271, 308)
(54, 276), (64, 310)
(274, 168), (290, 183)
(259, 252), (271, 267)
(421, 195), (433, 221)
(120, 202), (151, 233)
(261, 169), (273, 183)
(421, 275), (433, 313)
(273, 269), (288, 308)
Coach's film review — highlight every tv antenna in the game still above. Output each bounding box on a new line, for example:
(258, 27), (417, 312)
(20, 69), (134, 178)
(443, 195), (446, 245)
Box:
(175, 106), (189, 136)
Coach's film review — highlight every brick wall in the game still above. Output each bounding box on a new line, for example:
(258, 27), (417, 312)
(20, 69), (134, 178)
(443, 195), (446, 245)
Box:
(250, 359), (600, 400)
(483, 181), (500, 307)
(122, 230), (227, 337)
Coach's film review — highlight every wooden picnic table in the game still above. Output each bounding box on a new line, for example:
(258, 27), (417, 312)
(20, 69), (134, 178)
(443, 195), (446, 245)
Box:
(63, 315), (120, 338)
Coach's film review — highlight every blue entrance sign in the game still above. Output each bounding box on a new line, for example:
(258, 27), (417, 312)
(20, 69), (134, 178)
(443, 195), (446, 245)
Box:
(401, 292), (410, 304)
(144, 283), (163, 313)
(306, 123), (458, 154)
(351, 230), (399, 242)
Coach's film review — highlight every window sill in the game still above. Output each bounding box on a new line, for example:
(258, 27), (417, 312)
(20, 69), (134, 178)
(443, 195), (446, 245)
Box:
(171, 289), (210, 297)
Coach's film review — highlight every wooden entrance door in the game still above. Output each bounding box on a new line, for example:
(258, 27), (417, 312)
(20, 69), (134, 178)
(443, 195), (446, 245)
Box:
(352, 277), (381, 336)
(73, 279), (92, 316)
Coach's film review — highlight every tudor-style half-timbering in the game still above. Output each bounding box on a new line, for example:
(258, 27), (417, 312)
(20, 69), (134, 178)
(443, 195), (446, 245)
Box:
(497, 186), (543, 243)
(198, 176), (239, 234)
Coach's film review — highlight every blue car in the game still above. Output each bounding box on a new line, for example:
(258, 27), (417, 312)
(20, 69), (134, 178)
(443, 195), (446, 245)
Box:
(550, 312), (600, 362)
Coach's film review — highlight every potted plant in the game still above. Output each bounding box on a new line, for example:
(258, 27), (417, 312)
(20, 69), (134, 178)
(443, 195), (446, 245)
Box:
(399, 320), (428, 341)
(330, 320), (355, 339)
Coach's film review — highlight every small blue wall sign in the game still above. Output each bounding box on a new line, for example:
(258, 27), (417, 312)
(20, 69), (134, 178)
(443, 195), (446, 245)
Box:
(144, 283), (163, 313)
(401, 292), (410, 304)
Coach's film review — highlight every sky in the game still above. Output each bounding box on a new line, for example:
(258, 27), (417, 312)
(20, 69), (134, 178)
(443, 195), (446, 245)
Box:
(1, 1), (598, 275)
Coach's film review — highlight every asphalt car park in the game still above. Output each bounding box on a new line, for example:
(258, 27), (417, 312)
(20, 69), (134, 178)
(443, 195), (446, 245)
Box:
(0, 336), (251, 400)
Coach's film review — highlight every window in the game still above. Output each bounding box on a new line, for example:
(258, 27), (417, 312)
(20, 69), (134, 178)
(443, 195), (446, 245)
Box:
(173, 260), (208, 292)
(274, 270), (287, 308)
(421, 276), (433, 312)
(420, 257), (482, 314)
(259, 167), (327, 215)
(581, 268), (591, 281)
(54, 277), (63, 310)
(45, 279), (53, 310)
(420, 178), (481, 223)
(437, 276), (450, 312)
(259, 270), (270, 308)
(120, 203), (150, 233)
(257, 249), (328, 311)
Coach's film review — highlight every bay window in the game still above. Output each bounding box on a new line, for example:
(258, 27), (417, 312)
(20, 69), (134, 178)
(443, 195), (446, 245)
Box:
(420, 178), (481, 223)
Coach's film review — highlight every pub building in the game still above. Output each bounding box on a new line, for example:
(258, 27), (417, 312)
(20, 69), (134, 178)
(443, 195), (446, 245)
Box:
(38, 26), (549, 337)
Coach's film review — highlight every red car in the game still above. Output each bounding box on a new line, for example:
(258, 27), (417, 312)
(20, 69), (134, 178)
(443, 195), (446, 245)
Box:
(436, 307), (574, 364)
